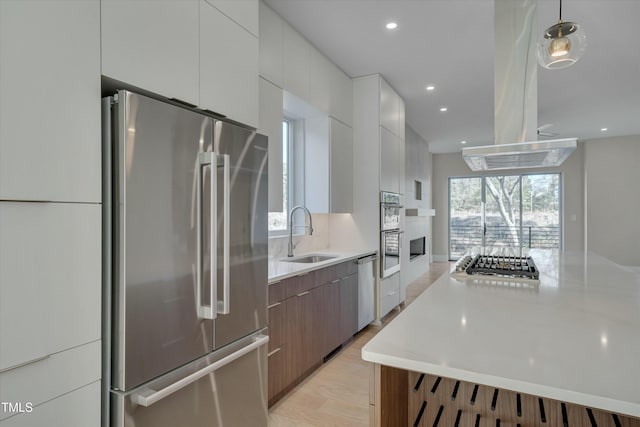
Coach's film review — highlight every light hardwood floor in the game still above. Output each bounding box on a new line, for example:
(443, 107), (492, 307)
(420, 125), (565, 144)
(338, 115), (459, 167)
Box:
(268, 262), (451, 427)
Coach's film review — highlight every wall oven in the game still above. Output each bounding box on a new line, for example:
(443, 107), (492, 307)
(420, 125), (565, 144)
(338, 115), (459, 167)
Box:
(380, 192), (402, 278)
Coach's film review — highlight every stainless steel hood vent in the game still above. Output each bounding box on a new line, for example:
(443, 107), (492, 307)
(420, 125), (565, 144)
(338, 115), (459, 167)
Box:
(462, 0), (577, 171)
(463, 138), (577, 171)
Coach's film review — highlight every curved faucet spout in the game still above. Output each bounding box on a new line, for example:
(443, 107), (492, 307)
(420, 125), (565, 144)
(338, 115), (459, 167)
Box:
(288, 205), (314, 257)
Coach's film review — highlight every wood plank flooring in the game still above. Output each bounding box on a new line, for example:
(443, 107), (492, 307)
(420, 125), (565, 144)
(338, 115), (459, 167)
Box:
(268, 262), (451, 427)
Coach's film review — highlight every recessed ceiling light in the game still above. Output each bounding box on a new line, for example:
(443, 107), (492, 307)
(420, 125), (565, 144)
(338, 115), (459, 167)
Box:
(426, 85), (435, 91)
(440, 107), (448, 112)
(386, 22), (397, 30)
(600, 127), (608, 132)
(461, 140), (467, 144)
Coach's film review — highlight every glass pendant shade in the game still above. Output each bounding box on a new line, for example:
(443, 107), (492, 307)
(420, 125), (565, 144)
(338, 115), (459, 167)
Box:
(537, 21), (586, 69)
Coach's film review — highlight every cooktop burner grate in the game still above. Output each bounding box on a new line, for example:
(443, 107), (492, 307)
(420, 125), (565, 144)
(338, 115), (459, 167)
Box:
(464, 254), (539, 280)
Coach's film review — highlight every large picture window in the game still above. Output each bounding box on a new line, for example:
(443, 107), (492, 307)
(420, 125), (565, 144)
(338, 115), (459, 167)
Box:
(448, 173), (561, 259)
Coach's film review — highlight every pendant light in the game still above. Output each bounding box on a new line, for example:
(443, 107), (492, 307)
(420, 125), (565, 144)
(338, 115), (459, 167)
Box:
(536, 0), (586, 69)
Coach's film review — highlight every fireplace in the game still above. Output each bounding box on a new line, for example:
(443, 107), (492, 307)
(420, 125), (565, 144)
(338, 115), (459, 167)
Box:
(410, 237), (425, 260)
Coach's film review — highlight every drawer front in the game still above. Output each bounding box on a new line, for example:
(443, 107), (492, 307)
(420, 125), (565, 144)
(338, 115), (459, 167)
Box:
(0, 341), (100, 422)
(380, 273), (400, 318)
(268, 271), (315, 304)
(0, 381), (100, 427)
(335, 259), (358, 278)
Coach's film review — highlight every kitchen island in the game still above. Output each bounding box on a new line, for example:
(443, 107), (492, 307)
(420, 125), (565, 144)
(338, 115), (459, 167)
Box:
(362, 250), (640, 426)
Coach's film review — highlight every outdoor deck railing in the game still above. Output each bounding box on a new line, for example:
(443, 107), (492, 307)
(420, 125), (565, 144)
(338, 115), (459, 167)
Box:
(450, 225), (560, 258)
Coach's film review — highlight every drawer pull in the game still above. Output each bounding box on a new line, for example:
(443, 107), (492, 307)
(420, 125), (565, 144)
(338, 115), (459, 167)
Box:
(491, 388), (499, 411)
(454, 410), (462, 427)
(517, 393), (522, 417)
(331, 279), (340, 284)
(586, 408), (596, 427)
(0, 354), (50, 374)
(561, 402), (568, 427)
(451, 380), (460, 401)
(267, 347), (281, 357)
(268, 302), (281, 309)
(413, 373), (425, 392)
(433, 404), (444, 427)
(470, 384), (479, 405)
(296, 291), (310, 297)
(474, 413), (481, 427)
(430, 376), (441, 394)
(538, 398), (546, 423)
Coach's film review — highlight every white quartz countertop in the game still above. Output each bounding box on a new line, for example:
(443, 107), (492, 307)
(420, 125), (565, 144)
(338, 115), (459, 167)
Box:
(268, 248), (377, 283)
(362, 249), (640, 417)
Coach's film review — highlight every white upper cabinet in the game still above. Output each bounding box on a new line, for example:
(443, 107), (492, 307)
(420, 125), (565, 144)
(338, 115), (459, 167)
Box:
(309, 50), (332, 115)
(329, 64), (353, 126)
(0, 0), (101, 203)
(304, 117), (353, 214)
(200, 0), (259, 127)
(259, 77), (284, 212)
(282, 23), (311, 100)
(330, 118), (353, 213)
(380, 126), (401, 194)
(101, 0), (200, 105)
(205, 0), (258, 36)
(0, 202), (101, 372)
(259, 2), (283, 87)
(379, 77), (404, 138)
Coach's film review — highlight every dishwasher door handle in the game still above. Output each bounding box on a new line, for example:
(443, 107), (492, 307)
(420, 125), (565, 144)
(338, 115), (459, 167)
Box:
(357, 255), (377, 264)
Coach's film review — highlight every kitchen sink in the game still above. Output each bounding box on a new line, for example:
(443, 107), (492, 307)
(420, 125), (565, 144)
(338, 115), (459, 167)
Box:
(281, 254), (337, 263)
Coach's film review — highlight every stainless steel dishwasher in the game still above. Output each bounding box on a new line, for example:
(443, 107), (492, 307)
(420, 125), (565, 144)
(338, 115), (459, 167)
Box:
(357, 254), (377, 331)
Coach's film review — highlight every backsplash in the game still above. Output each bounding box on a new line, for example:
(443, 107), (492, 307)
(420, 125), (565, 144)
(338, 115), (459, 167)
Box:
(269, 214), (329, 259)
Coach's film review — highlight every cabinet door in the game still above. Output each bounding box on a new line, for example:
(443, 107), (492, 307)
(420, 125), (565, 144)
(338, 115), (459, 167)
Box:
(260, 78), (284, 212)
(0, 0), (100, 203)
(0, 203), (101, 372)
(282, 22), (310, 100)
(379, 77), (398, 136)
(101, 0), (199, 105)
(309, 50), (332, 114)
(267, 301), (286, 405)
(338, 274), (359, 344)
(200, 0), (258, 127)
(259, 2), (283, 87)
(318, 281), (341, 356)
(380, 126), (400, 193)
(205, 0), (258, 36)
(329, 65), (353, 126)
(330, 118), (353, 213)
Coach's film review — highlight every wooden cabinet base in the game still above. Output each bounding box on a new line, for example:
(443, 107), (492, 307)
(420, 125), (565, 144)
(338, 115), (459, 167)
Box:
(370, 364), (640, 427)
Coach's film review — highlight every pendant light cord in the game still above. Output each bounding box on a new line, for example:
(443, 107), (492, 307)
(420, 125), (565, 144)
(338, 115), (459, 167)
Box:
(559, 0), (563, 22)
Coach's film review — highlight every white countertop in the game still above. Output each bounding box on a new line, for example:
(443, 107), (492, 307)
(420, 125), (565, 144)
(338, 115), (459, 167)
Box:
(362, 249), (640, 417)
(268, 248), (377, 283)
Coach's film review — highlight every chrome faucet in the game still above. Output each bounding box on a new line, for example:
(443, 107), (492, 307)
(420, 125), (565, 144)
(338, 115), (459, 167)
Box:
(288, 205), (314, 257)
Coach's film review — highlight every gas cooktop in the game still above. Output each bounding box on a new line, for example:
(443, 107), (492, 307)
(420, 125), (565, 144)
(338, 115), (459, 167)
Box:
(454, 254), (540, 282)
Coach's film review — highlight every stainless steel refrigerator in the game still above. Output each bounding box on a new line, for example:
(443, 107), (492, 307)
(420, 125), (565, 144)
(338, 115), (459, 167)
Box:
(102, 90), (268, 427)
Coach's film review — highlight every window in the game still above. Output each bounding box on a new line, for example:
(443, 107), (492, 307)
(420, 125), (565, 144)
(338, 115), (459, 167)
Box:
(448, 173), (561, 259)
(268, 120), (291, 234)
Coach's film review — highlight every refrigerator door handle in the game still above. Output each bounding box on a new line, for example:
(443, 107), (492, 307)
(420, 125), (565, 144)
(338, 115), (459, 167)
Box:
(131, 334), (269, 407)
(217, 154), (231, 314)
(197, 152), (217, 320)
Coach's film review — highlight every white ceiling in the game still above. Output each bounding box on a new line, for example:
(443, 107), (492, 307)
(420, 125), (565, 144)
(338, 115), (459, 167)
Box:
(264, 0), (640, 153)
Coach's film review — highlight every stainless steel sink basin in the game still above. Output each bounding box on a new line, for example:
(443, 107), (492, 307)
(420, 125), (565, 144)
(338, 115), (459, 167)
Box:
(281, 254), (337, 263)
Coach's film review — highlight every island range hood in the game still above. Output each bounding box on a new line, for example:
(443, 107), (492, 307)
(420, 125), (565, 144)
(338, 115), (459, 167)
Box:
(462, 0), (577, 171)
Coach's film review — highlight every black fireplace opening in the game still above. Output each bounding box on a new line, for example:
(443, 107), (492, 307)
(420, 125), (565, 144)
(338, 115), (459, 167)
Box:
(410, 237), (426, 260)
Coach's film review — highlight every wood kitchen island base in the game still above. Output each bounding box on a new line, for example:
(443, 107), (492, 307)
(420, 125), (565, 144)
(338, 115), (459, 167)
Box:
(369, 364), (640, 427)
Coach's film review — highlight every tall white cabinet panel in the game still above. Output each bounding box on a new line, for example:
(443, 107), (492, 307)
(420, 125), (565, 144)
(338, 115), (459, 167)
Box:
(0, 203), (101, 372)
(200, 0), (259, 127)
(0, 0), (100, 203)
(260, 77), (284, 212)
(379, 78), (398, 136)
(259, 2), (283, 87)
(101, 0), (199, 105)
(330, 118), (353, 213)
(282, 23), (310, 100)
(205, 0), (258, 36)
(304, 117), (330, 213)
(0, 381), (100, 427)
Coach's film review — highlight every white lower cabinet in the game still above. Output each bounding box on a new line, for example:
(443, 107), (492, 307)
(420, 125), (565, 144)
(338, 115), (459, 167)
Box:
(0, 381), (100, 427)
(0, 341), (100, 422)
(379, 273), (401, 318)
(0, 202), (101, 372)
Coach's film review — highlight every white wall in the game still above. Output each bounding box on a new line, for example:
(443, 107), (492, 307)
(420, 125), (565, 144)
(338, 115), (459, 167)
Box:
(432, 143), (585, 260)
(401, 125), (433, 287)
(584, 135), (640, 266)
